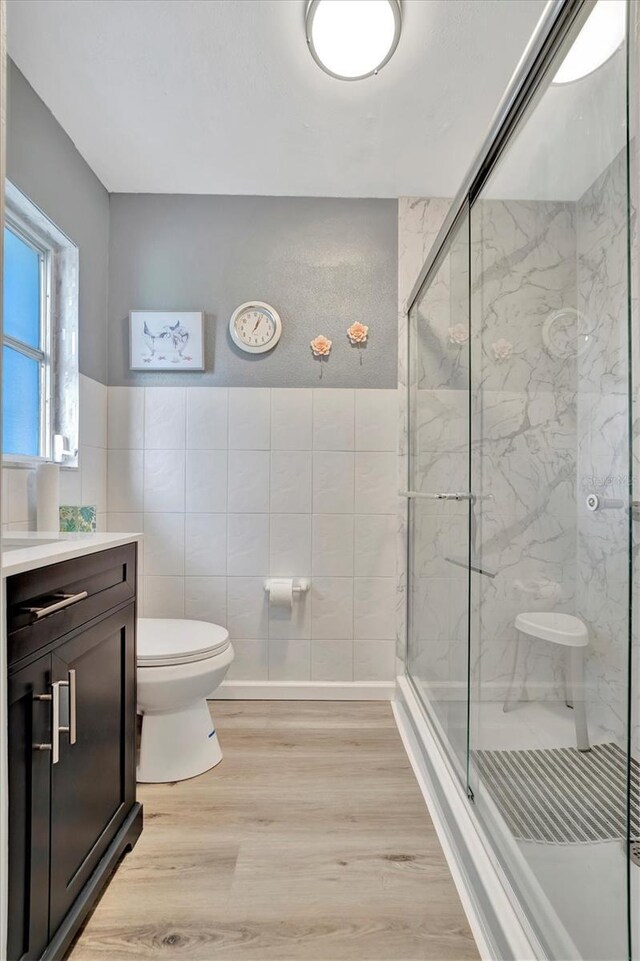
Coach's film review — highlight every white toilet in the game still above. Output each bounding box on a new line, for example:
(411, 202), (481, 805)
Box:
(136, 618), (234, 783)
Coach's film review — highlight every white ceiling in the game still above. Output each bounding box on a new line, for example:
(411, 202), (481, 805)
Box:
(7, 0), (547, 198)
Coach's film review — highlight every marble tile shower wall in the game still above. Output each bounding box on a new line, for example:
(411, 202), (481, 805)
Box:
(576, 149), (632, 742)
(401, 198), (579, 702)
(402, 177), (637, 748)
(469, 198), (578, 701)
(106, 386), (398, 684)
(1, 374), (108, 532)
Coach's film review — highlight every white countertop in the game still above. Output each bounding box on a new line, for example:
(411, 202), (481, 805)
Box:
(1, 532), (142, 577)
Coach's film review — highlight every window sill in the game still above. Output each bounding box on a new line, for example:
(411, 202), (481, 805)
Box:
(3, 457), (79, 471)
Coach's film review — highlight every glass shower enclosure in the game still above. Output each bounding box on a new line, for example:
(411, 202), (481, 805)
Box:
(405, 1), (638, 958)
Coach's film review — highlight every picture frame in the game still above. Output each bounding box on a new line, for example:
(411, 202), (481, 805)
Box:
(129, 310), (205, 370)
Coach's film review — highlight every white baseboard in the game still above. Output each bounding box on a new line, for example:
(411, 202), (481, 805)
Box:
(211, 680), (395, 701)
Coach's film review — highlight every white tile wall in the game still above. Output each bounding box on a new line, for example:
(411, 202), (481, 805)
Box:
(271, 388), (312, 450)
(312, 514), (354, 576)
(186, 450), (227, 512)
(185, 576), (227, 622)
(312, 389), (355, 451)
(80, 446), (108, 514)
(228, 388), (270, 449)
(143, 512), (185, 575)
(228, 450), (270, 513)
(80, 374), (108, 450)
(2, 380), (398, 685)
(270, 451), (312, 513)
(144, 387), (186, 450)
(100, 386), (398, 683)
(227, 513), (270, 575)
(108, 387), (144, 449)
(144, 450), (186, 512)
(186, 388), (228, 450)
(185, 513), (227, 575)
(355, 389), (397, 451)
(312, 451), (354, 513)
(269, 513), (312, 576)
(268, 639), (311, 681)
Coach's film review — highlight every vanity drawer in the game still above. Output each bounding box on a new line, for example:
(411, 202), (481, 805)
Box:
(6, 543), (137, 668)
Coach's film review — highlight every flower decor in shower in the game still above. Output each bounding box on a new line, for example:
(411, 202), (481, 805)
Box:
(491, 338), (513, 363)
(448, 323), (469, 346)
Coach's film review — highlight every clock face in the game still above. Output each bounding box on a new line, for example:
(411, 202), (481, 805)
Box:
(230, 302), (282, 354)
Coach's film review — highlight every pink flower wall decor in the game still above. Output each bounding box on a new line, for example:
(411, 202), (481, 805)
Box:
(448, 323), (469, 346)
(491, 338), (513, 363)
(347, 321), (369, 345)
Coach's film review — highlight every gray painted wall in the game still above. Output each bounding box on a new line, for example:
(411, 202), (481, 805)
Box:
(108, 194), (398, 388)
(6, 60), (110, 384)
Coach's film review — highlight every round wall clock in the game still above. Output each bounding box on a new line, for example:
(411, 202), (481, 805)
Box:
(229, 301), (282, 354)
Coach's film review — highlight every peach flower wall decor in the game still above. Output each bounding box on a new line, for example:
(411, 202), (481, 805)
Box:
(310, 335), (332, 357)
(347, 321), (369, 345)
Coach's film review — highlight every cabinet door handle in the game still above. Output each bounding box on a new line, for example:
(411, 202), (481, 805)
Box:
(52, 680), (62, 765)
(51, 670), (77, 763)
(68, 669), (77, 745)
(23, 590), (88, 621)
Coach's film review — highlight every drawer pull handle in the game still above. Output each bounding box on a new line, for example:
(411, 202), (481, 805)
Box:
(23, 590), (88, 621)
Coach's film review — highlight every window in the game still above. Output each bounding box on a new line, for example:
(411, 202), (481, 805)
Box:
(3, 183), (79, 466)
(3, 221), (51, 458)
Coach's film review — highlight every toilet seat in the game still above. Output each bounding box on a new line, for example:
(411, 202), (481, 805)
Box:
(137, 618), (230, 667)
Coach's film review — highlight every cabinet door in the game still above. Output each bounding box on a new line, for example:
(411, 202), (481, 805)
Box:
(7, 655), (52, 961)
(48, 604), (135, 935)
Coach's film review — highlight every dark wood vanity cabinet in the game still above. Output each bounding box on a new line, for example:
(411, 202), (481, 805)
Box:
(7, 544), (142, 961)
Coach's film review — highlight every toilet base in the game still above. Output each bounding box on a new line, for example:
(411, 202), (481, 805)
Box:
(137, 699), (222, 783)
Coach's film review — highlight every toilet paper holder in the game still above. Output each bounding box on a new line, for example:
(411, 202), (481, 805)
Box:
(263, 578), (310, 597)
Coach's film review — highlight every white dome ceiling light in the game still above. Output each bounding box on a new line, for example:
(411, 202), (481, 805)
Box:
(553, 0), (626, 85)
(305, 0), (402, 81)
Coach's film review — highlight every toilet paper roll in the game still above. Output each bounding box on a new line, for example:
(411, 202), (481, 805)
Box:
(267, 578), (293, 610)
(36, 463), (60, 532)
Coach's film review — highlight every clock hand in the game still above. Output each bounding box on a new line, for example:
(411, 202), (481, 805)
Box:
(253, 317), (262, 333)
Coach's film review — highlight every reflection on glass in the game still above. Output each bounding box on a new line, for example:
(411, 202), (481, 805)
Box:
(407, 210), (470, 782)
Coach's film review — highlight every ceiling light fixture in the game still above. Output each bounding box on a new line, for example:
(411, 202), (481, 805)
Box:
(553, 0), (626, 85)
(305, 0), (402, 81)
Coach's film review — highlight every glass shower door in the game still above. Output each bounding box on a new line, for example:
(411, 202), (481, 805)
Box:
(407, 209), (471, 783)
(467, 4), (633, 959)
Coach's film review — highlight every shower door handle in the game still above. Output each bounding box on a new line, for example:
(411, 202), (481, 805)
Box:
(585, 494), (624, 511)
(400, 491), (473, 501)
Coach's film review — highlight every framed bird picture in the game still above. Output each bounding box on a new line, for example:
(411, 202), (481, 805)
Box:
(129, 310), (205, 370)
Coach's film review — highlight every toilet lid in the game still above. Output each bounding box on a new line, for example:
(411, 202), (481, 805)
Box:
(137, 618), (230, 666)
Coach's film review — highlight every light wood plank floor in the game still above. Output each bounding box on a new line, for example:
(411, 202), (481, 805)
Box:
(68, 701), (479, 961)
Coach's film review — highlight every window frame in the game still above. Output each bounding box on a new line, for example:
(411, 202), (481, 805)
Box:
(3, 181), (79, 471)
(3, 211), (54, 463)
